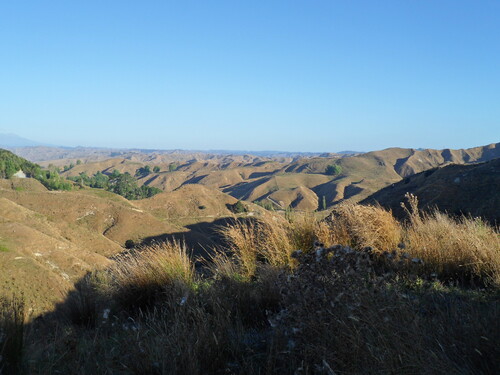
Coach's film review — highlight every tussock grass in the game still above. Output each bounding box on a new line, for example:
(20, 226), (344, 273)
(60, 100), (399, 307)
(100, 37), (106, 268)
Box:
(106, 240), (195, 310)
(220, 201), (499, 285)
(403, 193), (500, 286)
(320, 203), (402, 252)
(219, 214), (319, 277)
(219, 217), (293, 277)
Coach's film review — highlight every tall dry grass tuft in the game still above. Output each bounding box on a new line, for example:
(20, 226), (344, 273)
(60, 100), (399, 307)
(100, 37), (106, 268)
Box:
(323, 203), (402, 252)
(0, 295), (25, 374)
(218, 219), (261, 277)
(219, 215), (321, 277)
(402, 193), (500, 286)
(219, 217), (292, 277)
(106, 240), (195, 310)
(62, 272), (106, 327)
(288, 213), (318, 253)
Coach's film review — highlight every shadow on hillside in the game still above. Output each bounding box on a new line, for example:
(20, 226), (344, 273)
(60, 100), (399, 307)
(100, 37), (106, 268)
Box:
(33, 216), (259, 329)
(137, 216), (256, 260)
(180, 174), (207, 186)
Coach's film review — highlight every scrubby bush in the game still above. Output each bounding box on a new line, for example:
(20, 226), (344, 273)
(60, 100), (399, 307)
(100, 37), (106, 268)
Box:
(135, 165), (151, 177)
(124, 239), (135, 249)
(228, 200), (247, 214)
(325, 164), (342, 175)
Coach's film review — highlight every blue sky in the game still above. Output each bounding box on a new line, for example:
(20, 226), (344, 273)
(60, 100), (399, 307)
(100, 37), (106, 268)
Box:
(0, 1), (499, 152)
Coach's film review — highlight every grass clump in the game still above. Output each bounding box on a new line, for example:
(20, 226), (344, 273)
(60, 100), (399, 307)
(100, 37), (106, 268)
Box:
(105, 241), (195, 311)
(319, 203), (402, 252)
(220, 200), (499, 286)
(402, 193), (500, 286)
(218, 214), (319, 278)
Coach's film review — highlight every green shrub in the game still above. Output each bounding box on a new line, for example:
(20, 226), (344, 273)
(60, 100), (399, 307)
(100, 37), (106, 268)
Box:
(325, 164), (342, 176)
(229, 200), (247, 214)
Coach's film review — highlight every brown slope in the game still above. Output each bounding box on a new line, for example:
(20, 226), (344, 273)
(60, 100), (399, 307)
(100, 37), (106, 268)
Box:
(0, 197), (112, 313)
(135, 184), (237, 220)
(369, 142), (500, 177)
(0, 180), (189, 313)
(0, 182), (178, 251)
(361, 158), (500, 224)
(0, 178), (48, 192)
(60, 158), (144, 177)
(268, 186), (319, 210)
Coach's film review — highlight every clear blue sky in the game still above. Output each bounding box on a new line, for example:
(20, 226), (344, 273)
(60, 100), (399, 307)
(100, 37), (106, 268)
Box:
(1, 1), (499, 152)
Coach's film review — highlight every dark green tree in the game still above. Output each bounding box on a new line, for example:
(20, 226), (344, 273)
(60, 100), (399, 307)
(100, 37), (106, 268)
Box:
(110, 169), (121, 179)
(230, 200), (247, 214)
(135, 166), (152, 177)
(325, 164), (342, 176)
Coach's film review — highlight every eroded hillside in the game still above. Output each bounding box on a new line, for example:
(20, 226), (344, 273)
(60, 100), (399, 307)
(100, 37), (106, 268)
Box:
(43, 142), (500, 211)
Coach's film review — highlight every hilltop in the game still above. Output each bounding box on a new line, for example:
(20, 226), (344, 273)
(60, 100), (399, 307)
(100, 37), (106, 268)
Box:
(362, 157), (500, 224)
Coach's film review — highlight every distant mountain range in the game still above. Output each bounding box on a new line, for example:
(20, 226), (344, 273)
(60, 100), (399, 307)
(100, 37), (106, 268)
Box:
(0, 133), (47, 147)
(1, 133), (362, 159)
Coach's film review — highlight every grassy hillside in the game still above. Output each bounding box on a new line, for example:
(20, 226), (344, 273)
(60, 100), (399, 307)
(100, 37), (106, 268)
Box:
(0, 148), (72, 191)
(1, 203), (498, 374)
(0, 176), (268, 314)
(362, 158), (500, 224)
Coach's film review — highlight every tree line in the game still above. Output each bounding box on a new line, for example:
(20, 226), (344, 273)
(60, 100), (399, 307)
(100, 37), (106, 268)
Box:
(68, 169), (162, 200)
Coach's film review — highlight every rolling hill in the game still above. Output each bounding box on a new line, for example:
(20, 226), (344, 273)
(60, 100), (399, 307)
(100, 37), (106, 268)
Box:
(1, 142), (499, 314)
(361, 158), (500, 224)
(0, 153), (261, 313)
(43, 142), (500, 211)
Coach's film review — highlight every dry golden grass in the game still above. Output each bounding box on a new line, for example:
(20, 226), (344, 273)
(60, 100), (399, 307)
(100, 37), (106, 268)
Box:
(104, 240), (195, 310)
(321, 203), (402, 252)
(218, 220), (260, 277)
(402, 193), (500, 286)
(221, 198), (499, 286)
(219, 217), (294, 277)
(219, 214), (320, 277)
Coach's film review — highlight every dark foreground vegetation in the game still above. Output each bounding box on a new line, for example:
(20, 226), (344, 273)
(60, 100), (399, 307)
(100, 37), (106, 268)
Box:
(1, 196), (499, 374)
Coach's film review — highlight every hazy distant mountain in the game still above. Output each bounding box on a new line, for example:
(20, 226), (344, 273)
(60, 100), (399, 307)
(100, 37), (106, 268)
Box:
(0, 133), (46, 147)
(9, 146), (350, 163)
